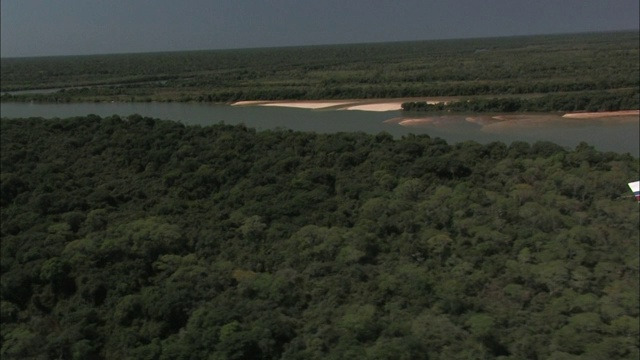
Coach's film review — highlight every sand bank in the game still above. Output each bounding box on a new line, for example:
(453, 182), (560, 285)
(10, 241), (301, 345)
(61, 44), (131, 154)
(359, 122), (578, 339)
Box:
(232, 100), (353, 109)
(231, 101), (271, 106)
(481, 115), (566, 132)
(233, 100), (639, 122)
(562, 110), (639, 119)
(233, 100), (391, 111)
(397, 118), (434, 126)
(396, 116), (466, 127)
(231, 98), (450, 112)
(343, 102), (405, 111)
(340, 99), (450, 112)
(260, 101), (354, 109)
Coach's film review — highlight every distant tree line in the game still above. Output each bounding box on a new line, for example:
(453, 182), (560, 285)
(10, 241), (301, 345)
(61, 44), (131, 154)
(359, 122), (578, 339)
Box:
(1, 31), (638, 103)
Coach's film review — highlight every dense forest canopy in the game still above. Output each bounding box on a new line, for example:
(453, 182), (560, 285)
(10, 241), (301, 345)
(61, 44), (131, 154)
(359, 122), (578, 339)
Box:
(1, 115), (638, 359)
(1, 31), (639, 105)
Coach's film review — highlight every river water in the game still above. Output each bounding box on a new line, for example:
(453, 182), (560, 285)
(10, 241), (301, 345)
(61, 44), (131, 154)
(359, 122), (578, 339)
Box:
(1, 102), (638, 155)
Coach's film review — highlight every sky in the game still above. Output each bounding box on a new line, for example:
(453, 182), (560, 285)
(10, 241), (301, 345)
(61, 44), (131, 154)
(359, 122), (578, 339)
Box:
(1, 0), (638, 57)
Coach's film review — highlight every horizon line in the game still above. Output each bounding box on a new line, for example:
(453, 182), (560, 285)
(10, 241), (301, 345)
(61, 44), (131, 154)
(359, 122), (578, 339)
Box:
(1, 28), (638, 60)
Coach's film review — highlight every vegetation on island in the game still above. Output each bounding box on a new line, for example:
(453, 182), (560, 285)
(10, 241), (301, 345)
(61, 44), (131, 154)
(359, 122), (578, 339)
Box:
(1, 115), (638, 359)
(401, 89), (640, 113)
(1, 31), (639, 110)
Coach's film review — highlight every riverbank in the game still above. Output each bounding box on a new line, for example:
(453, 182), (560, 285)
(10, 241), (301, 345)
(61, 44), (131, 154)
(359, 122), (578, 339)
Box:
(232, 99), (640, 122)
(2, 101), (638, 154)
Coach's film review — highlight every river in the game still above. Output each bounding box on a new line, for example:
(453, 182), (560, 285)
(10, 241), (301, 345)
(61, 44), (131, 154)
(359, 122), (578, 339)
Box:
(1, 102), (638, 155)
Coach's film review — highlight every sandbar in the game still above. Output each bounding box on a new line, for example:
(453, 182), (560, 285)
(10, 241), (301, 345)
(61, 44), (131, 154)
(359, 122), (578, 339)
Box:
(562, 110), (639, 119)
(397, 118), (433, 126)
(343, 102), (405, 112)
(481, 115), (566, 132)
(260, 101), (354, 109)
(231, 98), (450, 112)
(343, 100), (449, 112)
(232, 100), (353, 109)
(233, 100), (638, 120)
(232, 100), (271, 106)
(396, 116), (466, 127)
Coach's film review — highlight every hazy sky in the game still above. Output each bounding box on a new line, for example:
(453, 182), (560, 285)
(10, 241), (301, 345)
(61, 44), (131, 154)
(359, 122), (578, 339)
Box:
(1, 0), (638, 57)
